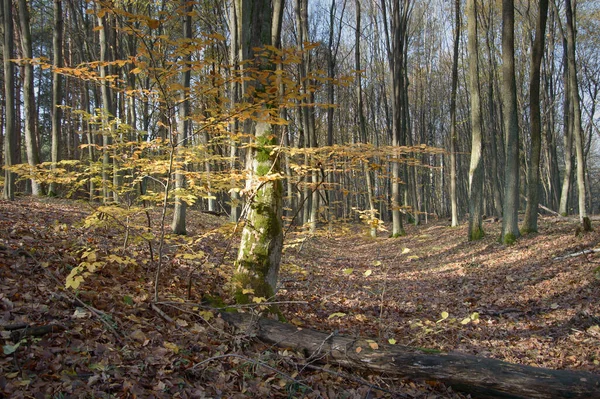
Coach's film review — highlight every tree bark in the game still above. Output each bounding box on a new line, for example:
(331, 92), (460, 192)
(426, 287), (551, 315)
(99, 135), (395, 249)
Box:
(449, 0), (460, 227)
(467, 0), (484, 240)
(49, 0), (64, 197)
(233, 0), (285, 308)
(522, 0), (549, 233)
(222, 312), (600, 399)
(172, 0), (193, 235)
(1, 0), (17, 200)
(17, 0), (41, 196)
(500, 0), (520, 244)
(564, 0), (591, 231)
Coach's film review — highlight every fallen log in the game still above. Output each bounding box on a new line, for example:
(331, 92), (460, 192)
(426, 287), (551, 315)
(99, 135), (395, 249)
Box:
(221, 312), (600, 399)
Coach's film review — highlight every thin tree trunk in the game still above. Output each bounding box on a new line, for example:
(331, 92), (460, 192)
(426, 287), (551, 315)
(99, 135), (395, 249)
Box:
(17, 0), (41, 196)
(449, 0), (460, 227)
(49, 0), (64, 197)
(172, 0), (193, 235)
(1, 0), (16, 200)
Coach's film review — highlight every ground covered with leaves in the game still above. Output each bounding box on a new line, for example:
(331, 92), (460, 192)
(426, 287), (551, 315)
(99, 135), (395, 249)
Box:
(1, 197), (599, 398)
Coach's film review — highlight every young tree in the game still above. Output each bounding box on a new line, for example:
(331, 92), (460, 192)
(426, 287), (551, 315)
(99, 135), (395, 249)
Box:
(500, 0), (520, 244)
(233, 0), (285, 306)
(466, 0), (484, 240)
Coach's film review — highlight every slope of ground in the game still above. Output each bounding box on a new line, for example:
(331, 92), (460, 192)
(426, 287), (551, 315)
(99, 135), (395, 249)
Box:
(0, 197), (599, 398)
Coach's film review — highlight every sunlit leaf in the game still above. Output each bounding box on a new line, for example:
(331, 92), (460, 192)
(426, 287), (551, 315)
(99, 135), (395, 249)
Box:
(328, 312), (346, 319)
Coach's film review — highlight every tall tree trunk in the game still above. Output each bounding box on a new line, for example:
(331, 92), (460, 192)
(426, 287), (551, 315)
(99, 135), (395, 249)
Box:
(97, 10), (112, 203)
(172, 0), (193, 235)
(564, 0), (590, 230)
(467, 0), (484, 240)
(49, 0), (63, 197)
(389, 0), (409, 237)
(500, 0), (520, 244)
(355, 0), (376, 237)
(449, 0), (460, 227)
(17, 0), (41, 196)
(233, 0), (285, 310)
(559, 37), (572, 216)
(522, 0), (549, 233)
(1, 0), (16, 200)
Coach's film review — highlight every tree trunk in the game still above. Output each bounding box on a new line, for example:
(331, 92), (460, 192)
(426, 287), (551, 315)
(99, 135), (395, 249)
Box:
(564, 0), (591, 231)
(1, 0), (17, 200)
(559, 37), (572, 216)
(522, 0), (549, 233)
(467, 0), (484, 240)
(500, 0), (520, 244)
(172, 0), (193, 235)
(233, 0), (285, 309)
(222, 312), (600, 399)
(17, 0), (41, 196)
(449, 0), (460, 227)
(97, 10), (112, 203)
(49, 0), (63, 197)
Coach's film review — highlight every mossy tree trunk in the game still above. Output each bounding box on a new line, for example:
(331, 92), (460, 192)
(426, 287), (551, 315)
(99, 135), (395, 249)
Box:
(233, 0), (285, 307)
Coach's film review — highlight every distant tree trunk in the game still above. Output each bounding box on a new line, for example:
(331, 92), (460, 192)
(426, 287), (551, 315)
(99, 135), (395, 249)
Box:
(449, 0), (460, 227)
(97, 10), (112, 203)
(49, 0), (63, 197)
(229, 1), (241, 222)
(233, 0), (285, 309)
(17, 0), (41, 196)
(172, 0), (193, 235)
(466, 0), (484, 240)
(500, 0), (520, 244)
(564, 0), (590, 231)
(522, 0), (549, 233)
(1, 0), (16, 200)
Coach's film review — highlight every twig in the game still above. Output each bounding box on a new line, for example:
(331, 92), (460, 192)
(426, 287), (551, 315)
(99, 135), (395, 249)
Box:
(553, 248), (600, 261)
(151, 303), (174, 324)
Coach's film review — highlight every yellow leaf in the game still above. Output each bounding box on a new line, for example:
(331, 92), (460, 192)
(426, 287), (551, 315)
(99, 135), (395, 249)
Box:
(401, 248), (411, 254)
(342, 268), (353, 275)
(328, 312), (346, 319)
(388, 338), (397, 345)
(147, 19), (160, 29)
(199, 311), (214, 321)
(163, 341), (179, 354)
(242, 288), (255, 295)
(364, 269), (372, 277)
(460, 317), (471, 325)
(252, 297), (266, 303)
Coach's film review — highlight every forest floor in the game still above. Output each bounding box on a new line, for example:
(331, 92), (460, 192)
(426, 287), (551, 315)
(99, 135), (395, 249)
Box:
(1, 196), (600, 398)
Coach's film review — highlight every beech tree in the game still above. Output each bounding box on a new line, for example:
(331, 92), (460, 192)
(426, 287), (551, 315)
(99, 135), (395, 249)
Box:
(500, 0), (520, 244)
(232, 0), (286, 306)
